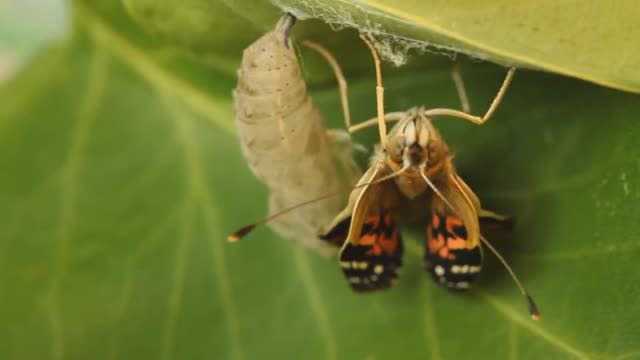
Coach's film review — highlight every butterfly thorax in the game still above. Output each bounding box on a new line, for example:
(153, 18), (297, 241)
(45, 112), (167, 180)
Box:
(384, 107), (451, 199)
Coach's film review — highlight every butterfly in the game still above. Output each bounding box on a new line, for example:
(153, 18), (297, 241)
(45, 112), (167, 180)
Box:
(316, 34), (538, 319)
(319, 107), (510, 292)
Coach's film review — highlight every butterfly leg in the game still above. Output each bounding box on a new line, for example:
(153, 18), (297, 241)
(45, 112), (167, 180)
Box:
(479, 208), (509, 222)
(423, 67), (516, 125)
(479, 208), (514, 232)
(306, 35), (408, 136)
(451, 61), (471, 113)
(358, 33), (389, 146)
(302, 40), (353, 130)
(347, 112), (405, 133)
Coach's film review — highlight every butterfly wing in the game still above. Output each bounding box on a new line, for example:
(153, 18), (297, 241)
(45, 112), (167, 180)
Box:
(425, 175), (482, 290)
(320, 161), (404, 291)
(425, 210), (482, 290)
(320, 163), (382, 246)
(339, 210), (403, 292)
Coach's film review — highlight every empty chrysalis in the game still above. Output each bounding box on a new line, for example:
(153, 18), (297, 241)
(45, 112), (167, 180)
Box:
(232, 14), (360, 255)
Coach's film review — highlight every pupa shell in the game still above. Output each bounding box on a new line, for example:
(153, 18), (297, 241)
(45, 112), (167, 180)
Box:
(233, 15), (360, 255)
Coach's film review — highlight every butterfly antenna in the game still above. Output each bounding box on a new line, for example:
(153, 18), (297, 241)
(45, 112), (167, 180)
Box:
(227, 190), (342, 242)
(228, 164), (410, 242)
(480, 235), (541, 321)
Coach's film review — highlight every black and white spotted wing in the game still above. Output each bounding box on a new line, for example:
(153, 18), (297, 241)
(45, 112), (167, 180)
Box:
(425, 211), (483, 290)
(323, 210), (403, 292)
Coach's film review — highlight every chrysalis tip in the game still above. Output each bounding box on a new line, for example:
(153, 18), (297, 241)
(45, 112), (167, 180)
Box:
(227, 224), (256, 242)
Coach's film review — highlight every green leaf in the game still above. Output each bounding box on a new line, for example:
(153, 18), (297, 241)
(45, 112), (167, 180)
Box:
(273, 0), (640, 93)
(2, 1), (640, 360)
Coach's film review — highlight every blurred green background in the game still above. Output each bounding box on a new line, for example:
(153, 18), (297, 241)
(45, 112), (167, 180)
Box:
(2, 1), (640, 359)
(0, 1), (67, 82)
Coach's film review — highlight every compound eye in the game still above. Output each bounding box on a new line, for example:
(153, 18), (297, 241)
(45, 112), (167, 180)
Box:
(403, 120), (417, 146)
(418, 126), (430, 147)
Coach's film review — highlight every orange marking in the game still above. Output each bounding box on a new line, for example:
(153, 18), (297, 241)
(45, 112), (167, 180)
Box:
(378, 230), (399, 255)
(383, 213), (393, 227)
(359, 214), (384, 246)
(366, 214), (381, 228)
(447, 237), (467, 250)
(432, 214), (440, 228)
(360, 234), (377, 246)
(368, 243), (383, 256)
(445, 216), (464, 235)
(438, 245), (450, 259)
(362, 212), (400, 256)
(428, 232), (445, 254)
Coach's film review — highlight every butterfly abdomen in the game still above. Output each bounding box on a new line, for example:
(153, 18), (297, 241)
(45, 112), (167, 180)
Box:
(425, 213), (482, 290)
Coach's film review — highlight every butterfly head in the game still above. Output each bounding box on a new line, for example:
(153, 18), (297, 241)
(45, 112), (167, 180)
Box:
(385, 107), (445, 171)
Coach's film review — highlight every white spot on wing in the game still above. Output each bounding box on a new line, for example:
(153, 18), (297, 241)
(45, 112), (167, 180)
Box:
(352, 261), (368, 269)
(374, 265), (384, 274)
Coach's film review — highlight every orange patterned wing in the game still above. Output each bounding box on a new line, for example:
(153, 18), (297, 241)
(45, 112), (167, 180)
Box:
(337, 210), (403, 292)
(425, 211), (482, 291)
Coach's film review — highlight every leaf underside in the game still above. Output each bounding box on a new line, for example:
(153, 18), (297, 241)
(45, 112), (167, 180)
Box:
(275, 0), (640, 94)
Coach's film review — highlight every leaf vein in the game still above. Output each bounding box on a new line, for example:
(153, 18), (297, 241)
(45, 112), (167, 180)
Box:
(45, 46), (109, 360)
(293, 249), (338, 360)
(407, 241), (590, 359)
(523, 241), (640, 261)
(77, 3), (234, 134)
(478, 292), (591, 360)
(421, 286), (442, 360)
(109, 207), (185, 360)
(161, 202), (195, 360)
(166, 98), (245, 360)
